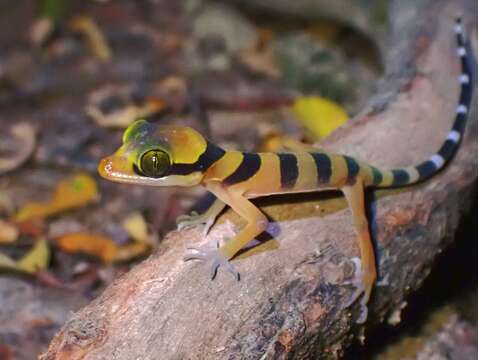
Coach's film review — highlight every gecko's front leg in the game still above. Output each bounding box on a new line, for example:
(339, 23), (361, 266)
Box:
(184, 181), (268, 280)
(177, 197), (226, 236)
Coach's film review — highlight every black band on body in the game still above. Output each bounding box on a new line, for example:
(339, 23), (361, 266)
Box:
(310, 153), (332, 184)
(223, 153), (261, 185)
(278, 153), (299, 188)
(344, 156), (360, 184)
(169, 141), (226, 175)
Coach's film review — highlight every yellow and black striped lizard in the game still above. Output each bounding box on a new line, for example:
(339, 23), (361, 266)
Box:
(99, 19), (473, 323)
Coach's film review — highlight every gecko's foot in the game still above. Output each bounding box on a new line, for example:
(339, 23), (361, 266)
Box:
(354, 295), (369, 324)
(184, 248), (240, 281)
(343, 257), (370, 324)
(176, 212), (215, 236)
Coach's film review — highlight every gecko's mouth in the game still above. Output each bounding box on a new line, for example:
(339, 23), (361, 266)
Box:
(98, 155), (145, 184)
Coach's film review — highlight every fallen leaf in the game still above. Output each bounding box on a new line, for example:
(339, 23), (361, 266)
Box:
(122, 212), (150, 244)
(114, 243), (150, 262)
(0, 252), (18, 271)
(0, 219), (19, 243)
(86, 85), (165, 128)
(0, 192), (14, 214)
(55, 232), (119, 264)
(29, 17), (54, 47)
(15, 173), (98, 222)
(69, 15), (112, 61)
(239, 45), (279, 79)
(16, 238), (50, 273)
(259, 131), (284, 152)
(87, 98), (165, 128)
(0, 238), (50, 274)
(0, 122), (36, 174)
(260, 132), (318, 153)
(55, 232), (150, 264)
(157, 76), (187, 97)
(238, 28), (280, 78)
(292, 96), (348, 140)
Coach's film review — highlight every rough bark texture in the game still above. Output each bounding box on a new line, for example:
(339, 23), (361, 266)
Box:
(42, 0), (478, 359)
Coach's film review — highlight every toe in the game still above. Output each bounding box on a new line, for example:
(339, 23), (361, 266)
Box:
(343, 283), (364, 308)
(184, 253), (202, 261)
(356, 297), (369, 324)
(176, 211), (201, 230)
(183, 248), (207, 262)
(183, 247), (240, 281)
(224, 260), (240, 280)
(210, 259), (221, 279)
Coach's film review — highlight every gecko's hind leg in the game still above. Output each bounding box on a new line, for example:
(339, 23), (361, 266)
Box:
(342, 179), (377, 324)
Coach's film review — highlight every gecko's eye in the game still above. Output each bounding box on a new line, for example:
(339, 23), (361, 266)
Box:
(139, 149), (171, 178)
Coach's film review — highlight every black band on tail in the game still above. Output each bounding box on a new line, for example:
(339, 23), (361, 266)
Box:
(377, 18), (473, 187)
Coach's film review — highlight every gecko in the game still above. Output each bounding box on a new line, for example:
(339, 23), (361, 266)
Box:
(98, 19), (473, 323)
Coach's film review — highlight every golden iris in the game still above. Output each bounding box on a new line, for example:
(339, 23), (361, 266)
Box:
(139, 149), (171, 178)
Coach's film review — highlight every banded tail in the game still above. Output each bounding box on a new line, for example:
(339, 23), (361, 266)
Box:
(371, 18), (473, 187)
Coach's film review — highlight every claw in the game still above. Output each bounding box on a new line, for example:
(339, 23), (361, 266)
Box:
(202, 218), (215, 237)
(224, 260), (240, 281)
(210, 258), (221, 279)
(184, 247), (240, 281)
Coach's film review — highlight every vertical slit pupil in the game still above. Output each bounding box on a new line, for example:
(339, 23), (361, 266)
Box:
(152, 155), (158, 170)
(140, 149), (171, 178)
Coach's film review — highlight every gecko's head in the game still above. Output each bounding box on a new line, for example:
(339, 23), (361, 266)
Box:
(98, 119), (210, 186)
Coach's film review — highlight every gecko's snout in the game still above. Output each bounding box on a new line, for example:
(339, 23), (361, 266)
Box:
(98, 156), (113, 179)
(97, 154), (145, 184)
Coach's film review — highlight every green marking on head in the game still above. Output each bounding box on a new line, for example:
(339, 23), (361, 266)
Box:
(120, 120), (173, 178)
(122, 119), (153, 144)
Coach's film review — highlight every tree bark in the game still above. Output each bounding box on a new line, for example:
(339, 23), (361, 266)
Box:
(42, 0), (478, 359)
